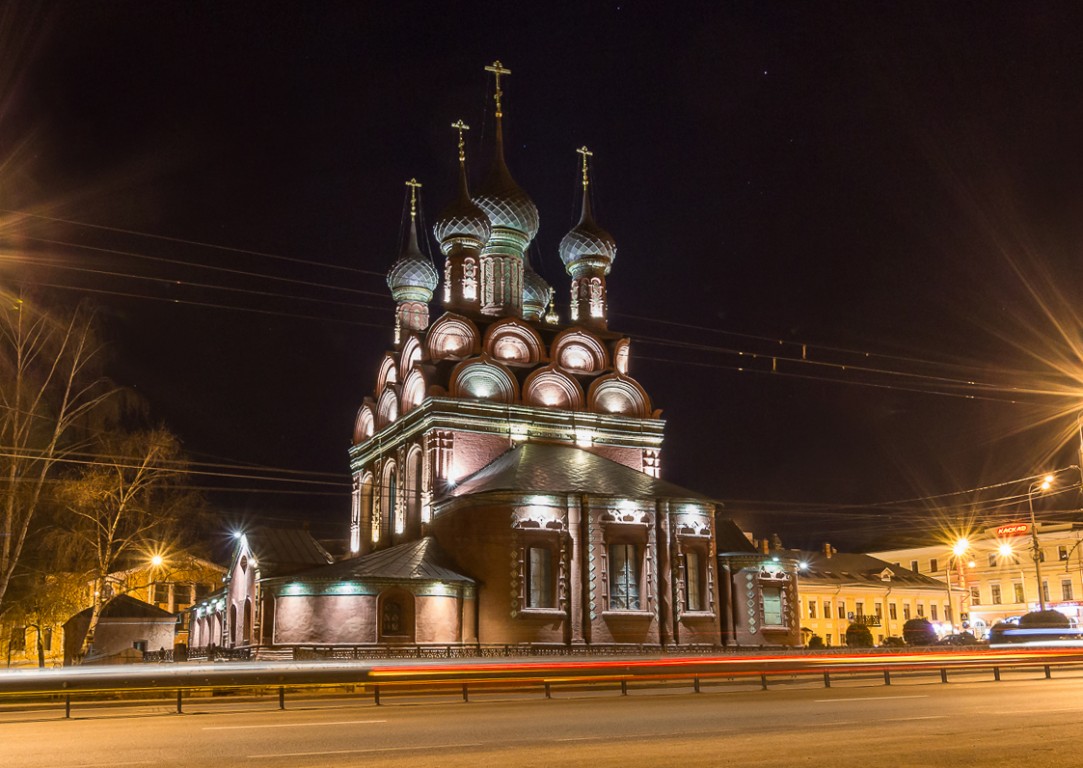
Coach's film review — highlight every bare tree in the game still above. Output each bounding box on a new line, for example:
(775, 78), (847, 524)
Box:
(0, 291), (114, 618)
(55, 428), (191, 661)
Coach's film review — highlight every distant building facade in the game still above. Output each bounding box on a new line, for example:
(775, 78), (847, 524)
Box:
(871, 521), (1083, 635)
(795, 545), (962, 646)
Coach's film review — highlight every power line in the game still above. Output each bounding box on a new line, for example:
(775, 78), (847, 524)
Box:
(2, 208), (386, 277)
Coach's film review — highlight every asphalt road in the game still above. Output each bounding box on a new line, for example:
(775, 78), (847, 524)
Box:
(4, 669), (1083, 767)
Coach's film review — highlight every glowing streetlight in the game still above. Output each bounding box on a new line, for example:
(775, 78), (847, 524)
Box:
(1028, 473), (1055, 612)
(944, 537), (971, 630)
(150, 554), (164, 567)
(998, 543), (1014, 558)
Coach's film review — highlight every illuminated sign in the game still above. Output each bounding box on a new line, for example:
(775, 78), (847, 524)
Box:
(996, 523), (1030, 537)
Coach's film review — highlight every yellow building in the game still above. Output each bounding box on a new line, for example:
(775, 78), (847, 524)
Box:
(3, 551), (224, 668)
(871, 521), (1083, 637)
(794, 545), (964, 646)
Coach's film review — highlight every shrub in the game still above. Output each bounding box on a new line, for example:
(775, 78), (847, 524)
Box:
(902, 618), (937, 646)
(1019, 610), (1070, 628)
(845, 623), (874, 648)
(807, 635), (825, 649)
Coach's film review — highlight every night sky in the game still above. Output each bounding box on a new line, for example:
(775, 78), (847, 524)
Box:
(6, 2), (1083, 549)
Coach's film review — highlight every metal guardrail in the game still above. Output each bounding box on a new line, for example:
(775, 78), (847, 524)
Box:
(3, 648), (1083, 718)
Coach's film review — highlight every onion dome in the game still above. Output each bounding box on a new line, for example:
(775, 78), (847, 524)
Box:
(474, 61), (539, 244)
(559, 148), (616, 271)
(433, 120), (491, 253)
(387, 181), (439, 303)
(522, 263), (550, 321)
(474, 152), (540, 242)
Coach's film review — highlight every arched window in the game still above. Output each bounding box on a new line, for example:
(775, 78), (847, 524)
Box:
(242, 598), (253, 644)
(379, 463), (396, 543)
(404, 446), (423, 533)
(228, 603), (238, 645)
(378, 588), (415, 643)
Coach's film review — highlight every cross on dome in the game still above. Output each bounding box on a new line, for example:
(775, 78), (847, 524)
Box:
(484, 60), (511, 117)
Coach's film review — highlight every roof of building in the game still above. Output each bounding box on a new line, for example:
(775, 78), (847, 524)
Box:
(716, 520), (758, 553)
(67, 594), (175, 624)
(794, 550), (948, 588)
(286, 537), (474, 584)
(243, 526), (334, 577)
(444, 442), (713, 502)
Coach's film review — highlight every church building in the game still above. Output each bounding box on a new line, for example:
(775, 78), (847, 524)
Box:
(192, 63), (800, 653)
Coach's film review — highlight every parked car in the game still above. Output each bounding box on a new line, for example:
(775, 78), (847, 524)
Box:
(937, 632), (980, 646)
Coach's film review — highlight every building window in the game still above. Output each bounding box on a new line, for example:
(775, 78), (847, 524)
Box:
(808, 600), (817, 619)
(684, 549), (706, 611)
(970, 586), (980, 605)
(855, 601), (864, 618)
(991, 583), (1002, 604)
(43, 628), (52, 652)
(1059, 546), (1070, 561)
(837, 603), (846, 619)
(823, 600), (831, 618)
(917, 604), (924, 617)
(1042, 581), (1050, 603)
(762, 587), (783, 626)
(153, 583), (169, 604)
(929, 558), (938, 573)
(9, 627), (26, 652)
(931, 604), (938, 621)
(875, 602), (883, 618)
(889, 603), (897, 620)
(133, 640), (147, 653)
(910, 560), (919, 573)
(382, 600), (403, 634)
(175, 583), (193, 606)
(988, 553), (997, 567)
(608, 543), (641, 611)
(526, 546), (555, 609)
(903, 604), (911, 620)
(1014, 583), (1025, 603)
(1038, 549), (1046, 563)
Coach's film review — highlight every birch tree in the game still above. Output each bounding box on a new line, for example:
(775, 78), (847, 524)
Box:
(0, 291), (114, 618)
(55, 427), (191, 661)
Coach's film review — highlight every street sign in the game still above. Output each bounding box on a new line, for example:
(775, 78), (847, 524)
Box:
(995, 523), (1030, 537)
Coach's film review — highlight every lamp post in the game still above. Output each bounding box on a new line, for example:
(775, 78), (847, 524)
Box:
(1028, 474), (1054, 612)
(945, 538), (969, 631)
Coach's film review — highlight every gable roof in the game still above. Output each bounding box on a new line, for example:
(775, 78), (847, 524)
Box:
(444, 442), (712, 503)
(285, 537), (473, 584)
(794, 550), (949, 588)
(240, 526), (334, 577)
(66, 594), (175, 624)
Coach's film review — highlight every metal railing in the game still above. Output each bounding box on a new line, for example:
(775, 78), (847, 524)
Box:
(4, 647), (1083, 719)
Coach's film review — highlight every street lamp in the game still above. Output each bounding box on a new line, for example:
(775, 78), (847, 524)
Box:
(1028, 474), (1054, 612)
(944, 538), (969, 630)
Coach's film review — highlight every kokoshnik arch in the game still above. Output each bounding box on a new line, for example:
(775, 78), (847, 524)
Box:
(192, 62), (801, 652)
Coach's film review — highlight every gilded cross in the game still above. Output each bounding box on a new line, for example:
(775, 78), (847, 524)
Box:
(576, 146), (593, 190)
(451, 119), (470, 163)
(484, 60), (511, 117)
(405, 178), (422, 219)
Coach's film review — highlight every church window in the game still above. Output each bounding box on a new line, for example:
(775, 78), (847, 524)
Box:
(684, 549), (706, 612)
(391, 473), (403, 535)
(762, 587), (783, 626)
(463, 258), (478, 300)
(382, 600), (403, 635)
(526, 546), (556, 609)
(608, 543), (641, 611)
